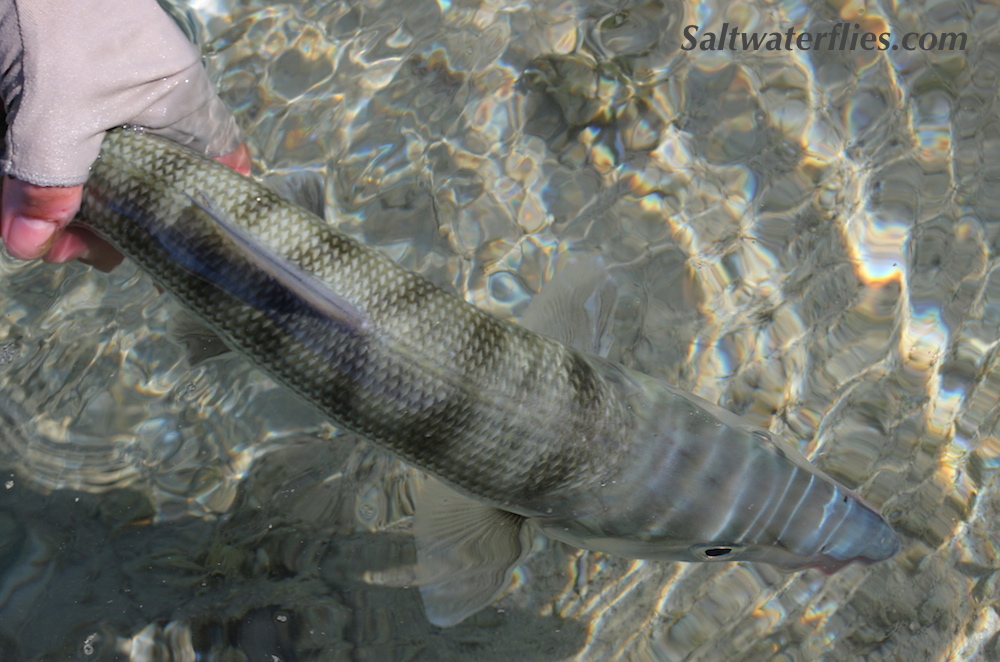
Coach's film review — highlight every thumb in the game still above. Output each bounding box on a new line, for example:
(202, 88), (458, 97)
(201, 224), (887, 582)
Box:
(1, 177), (82, 260)
(1, 177), (122, 271)
(1, 140), (250, 272)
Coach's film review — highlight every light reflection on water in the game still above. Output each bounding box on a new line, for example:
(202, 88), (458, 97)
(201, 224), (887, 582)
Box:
(1, 0), (998, 659)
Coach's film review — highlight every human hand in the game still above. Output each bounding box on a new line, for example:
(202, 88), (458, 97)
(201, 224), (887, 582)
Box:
(1, 144), (251, 272)
(0, 0), (251, 272)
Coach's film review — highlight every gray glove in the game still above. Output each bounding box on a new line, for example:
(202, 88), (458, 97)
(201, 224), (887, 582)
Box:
(0, 0), (242, 187)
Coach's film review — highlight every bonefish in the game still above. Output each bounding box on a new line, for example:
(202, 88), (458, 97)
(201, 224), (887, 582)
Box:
(76, 129), (899, 626)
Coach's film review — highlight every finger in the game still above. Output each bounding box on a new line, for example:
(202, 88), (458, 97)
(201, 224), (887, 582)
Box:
(1, 177), (83, 260)
(3, 139), (251, 270)
(47, 226), (124, 272)
(214, 141), (252, 176)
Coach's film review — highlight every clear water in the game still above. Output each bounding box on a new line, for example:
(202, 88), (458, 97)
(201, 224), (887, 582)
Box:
(0, 0), (997, 659)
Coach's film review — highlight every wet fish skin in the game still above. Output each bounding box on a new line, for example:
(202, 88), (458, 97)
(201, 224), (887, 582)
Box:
(77, 129), (899, 624)
(81, 130), (625, 511)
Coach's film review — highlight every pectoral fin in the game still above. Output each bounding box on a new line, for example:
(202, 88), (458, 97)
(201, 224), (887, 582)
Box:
(187, 190), (368, 333)
(412, 475), (532, 627)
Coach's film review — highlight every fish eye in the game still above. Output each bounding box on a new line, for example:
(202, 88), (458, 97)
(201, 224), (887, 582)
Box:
(690, 543), (746, 561)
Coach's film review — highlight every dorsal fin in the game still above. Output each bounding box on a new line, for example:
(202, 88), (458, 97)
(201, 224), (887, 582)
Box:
(520, 253), (617, 356)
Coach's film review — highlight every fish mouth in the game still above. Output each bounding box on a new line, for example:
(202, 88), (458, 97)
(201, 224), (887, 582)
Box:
(803, 490), (902, 574)
(806, 555), (862, 575)
(804, 529), (902, 575)
(766, 520), (901, 575)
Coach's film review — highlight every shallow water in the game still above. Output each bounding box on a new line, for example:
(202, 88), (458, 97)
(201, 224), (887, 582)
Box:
(1, 0), (997, 659)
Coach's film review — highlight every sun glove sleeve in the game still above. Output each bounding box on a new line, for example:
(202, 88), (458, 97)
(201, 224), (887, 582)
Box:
(0, 0), (242, 187)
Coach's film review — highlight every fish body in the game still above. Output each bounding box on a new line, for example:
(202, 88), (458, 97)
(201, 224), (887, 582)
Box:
(77, 129), (899, 626)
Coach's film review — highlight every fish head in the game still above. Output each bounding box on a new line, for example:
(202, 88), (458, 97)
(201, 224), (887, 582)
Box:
(541, 477), (899, 574)
(540, 375), (901, 573)
(682, 487), (901, 573)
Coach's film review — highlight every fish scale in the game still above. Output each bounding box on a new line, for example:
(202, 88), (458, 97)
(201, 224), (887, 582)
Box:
(76, 128), (900, 626)
(80, 129), (623, 509)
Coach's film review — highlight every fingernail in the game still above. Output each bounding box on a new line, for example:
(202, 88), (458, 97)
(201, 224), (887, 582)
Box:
(5, 216), (58, 260)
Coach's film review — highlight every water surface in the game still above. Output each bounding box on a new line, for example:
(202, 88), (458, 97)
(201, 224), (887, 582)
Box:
(0, 0), (997, 659)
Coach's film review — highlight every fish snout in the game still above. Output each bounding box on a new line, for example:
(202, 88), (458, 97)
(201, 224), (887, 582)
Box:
(806, 496), (900, 573)
(808, 534), (899, 574)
